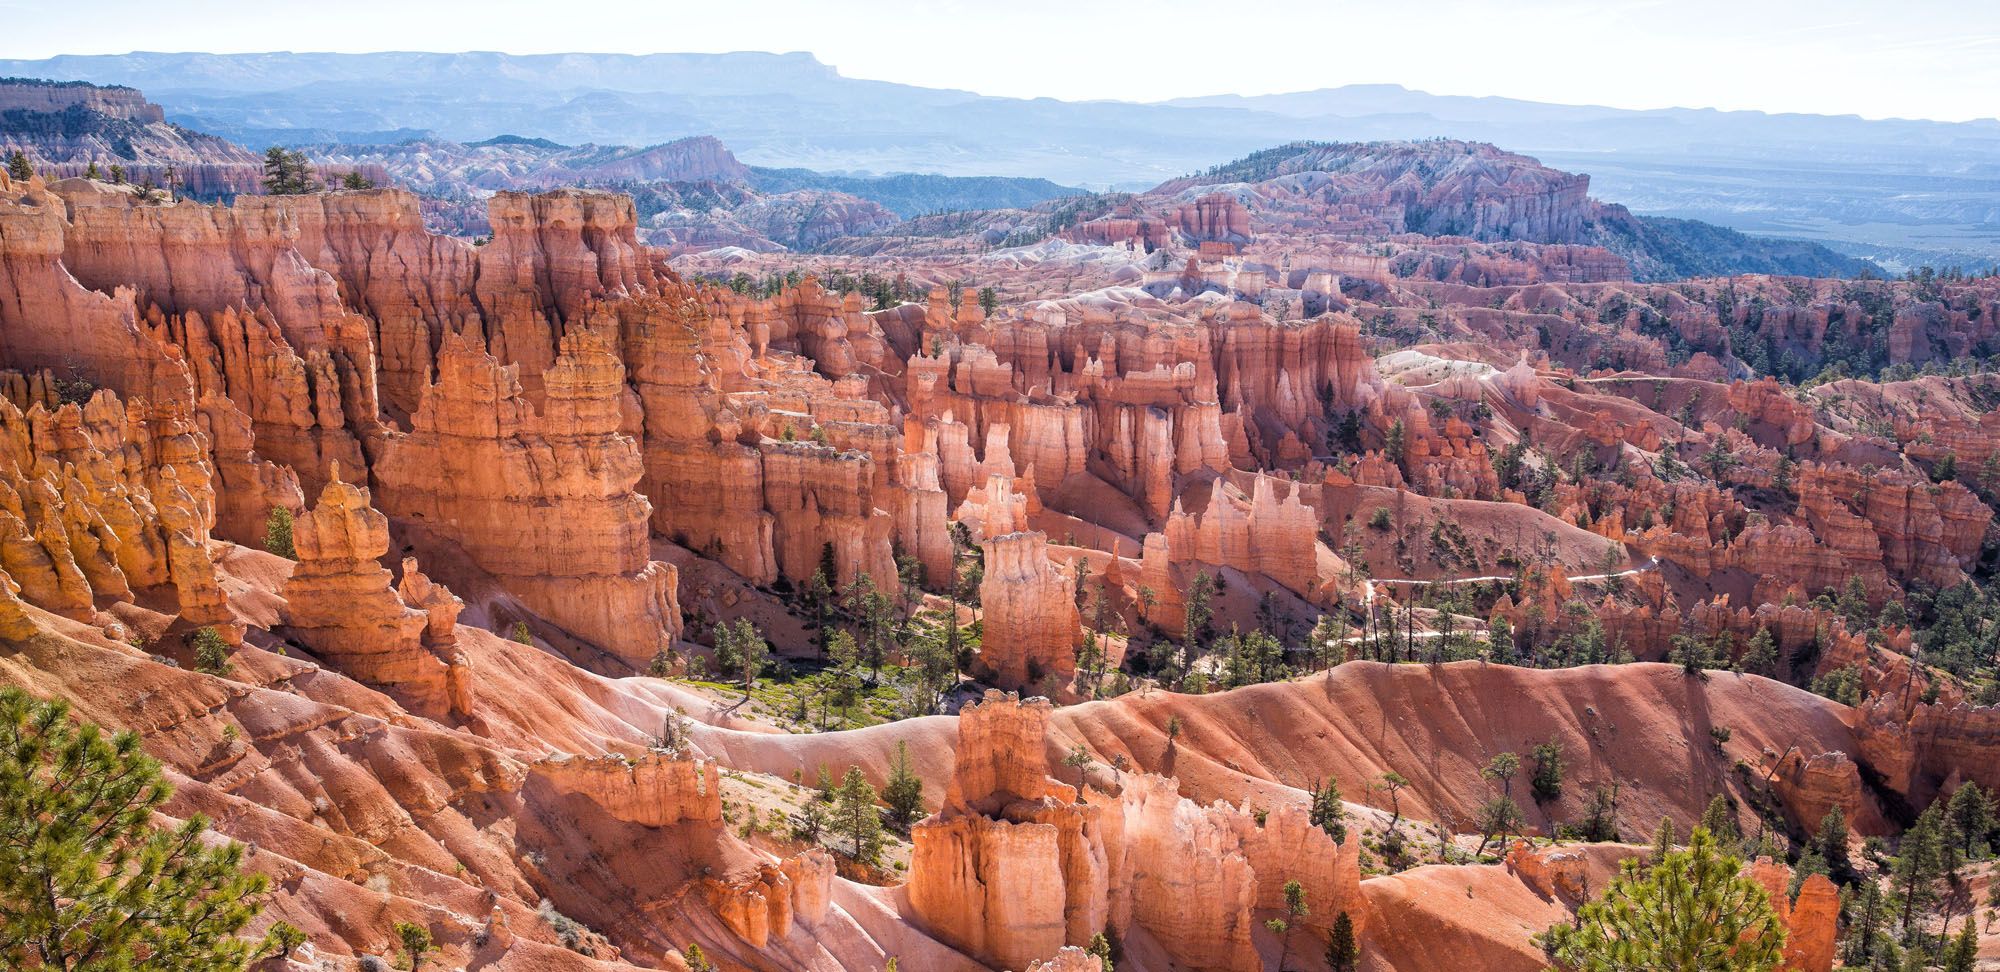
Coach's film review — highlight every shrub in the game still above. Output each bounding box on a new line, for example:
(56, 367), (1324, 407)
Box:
(191, 626), (233, 676)
(264, 505), (297, 560)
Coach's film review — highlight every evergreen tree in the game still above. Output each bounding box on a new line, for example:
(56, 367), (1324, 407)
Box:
(260, 147), (316, 195)
(1542, 827), (1786, 972)
(1701, 793), (1739, 844)
(265, 922), (306, 958)
(263, 505), (296, 560)
(1739, 627), (1779, 676)
(394, 921), (433, 970)
(1845, 879), (1886, 965)
(1483, 752), (1521, 799)
(832, 766), (883, 862)
(682, 942), (713, 972)
(1377, 771), (1410, 829)
(0, 687), (274, 970)
(84, 160), (101, 179)
(6, 150), (32, 181)
(1941, 919), (1977, 972)
(340, 170), (373, 190)
(1818, 806), (1854, 884)
(1308, 777), (1347, 842)
(1180, 571), (1215, 678)
(1062, 744), (1095, 802)
(712, 618), (769, 697)
(1477, 795), (1524, 855)
(1892, 804), (1945, 945)
(1273, 880), (1307, 971)
(882, 741), (925, 829)
(791, 795), (831, 844)
(1530, 738), (1565, 802)
(1326, 911), (1359, 972)
(192, 626), (233, 677)
(1650, 816), (1679, 865)
(1946, 783), (1993, 859)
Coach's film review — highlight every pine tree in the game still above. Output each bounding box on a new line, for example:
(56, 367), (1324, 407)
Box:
(1946, 783), (1993, 859)
(1739, 627), (1779, 676)
(682, 942), (713, 972)
(395, 921), (434, 969)
(882, 741), (924, 829)
(84, 160), (101, 179)
(1478, 796), (1525, 855)
(192, 625), (233, 676)
(263, 505), (296, 559)
(1062, 744), (1095, 802)
(1542, 827), (1786, 971)
(713, 618), (769, 696)
(1818, 806), (1854, 884)
(1086, 930), (1116, 971)
(260, 147), (316, 195)
(1274, 879), (1307, 971)
(792, 794), (831, 844)
(1892, 804), (1945, 946)
(1701, 793), (1739, 844)
(6, 150), (32, 181)
(1326, 911), (1359, 972)
(266, 921), (306, 958)
(1483, 752), (1521, 799)
(1650, 816), (1679, 865)
(1308, 777), (1347, 841)
(1941, 919), (1977, 972)
(1374, 771), (1411, 830)
(832, 766), (883, 862)
(0, 687), (274, 970)
(1845, 879), (1886, 965)
(1530, 738), (1565, 802)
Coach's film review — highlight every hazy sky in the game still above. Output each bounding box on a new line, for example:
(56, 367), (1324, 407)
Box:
(2, 0), (1995, 122)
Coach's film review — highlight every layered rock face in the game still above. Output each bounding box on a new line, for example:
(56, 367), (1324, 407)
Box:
(0, 79), (261, 196)
(530, 751), (723, 828)
(910, 692), (1362, 972)
(0, 375), (236, 635)
(372, 329), (680, 666)
(279, 472), (470, 717)
(978, 531), (1081, 690)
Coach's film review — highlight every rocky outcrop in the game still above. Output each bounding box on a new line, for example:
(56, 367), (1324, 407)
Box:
(371, 329), (680, 667)
(0, 79), (260, 196)
(1747, 858), (1837, 972)
(0, 378), (236, 634)
(978, 531), (1080, 690)
(912, 691), (1351, 972)
(278, 472), (468, 717)
(702, 851), (834, 949)
(529, 751), (722, 828)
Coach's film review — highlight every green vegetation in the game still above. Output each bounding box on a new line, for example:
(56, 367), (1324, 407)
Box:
(393, 921), (433, 969)
(263, 505), (296, 560)
(191, 625), (233, 676)
(1541, 827), (1785, 971)
(0, 686), (274, 970)
(260, 147), (317, 195)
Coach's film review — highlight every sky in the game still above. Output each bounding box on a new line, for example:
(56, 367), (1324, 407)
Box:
(1, 0), (1996, 122)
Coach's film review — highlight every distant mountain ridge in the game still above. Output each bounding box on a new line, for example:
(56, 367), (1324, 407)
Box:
(0, 75), (260, 195)
(1, 50), (1992, 266)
